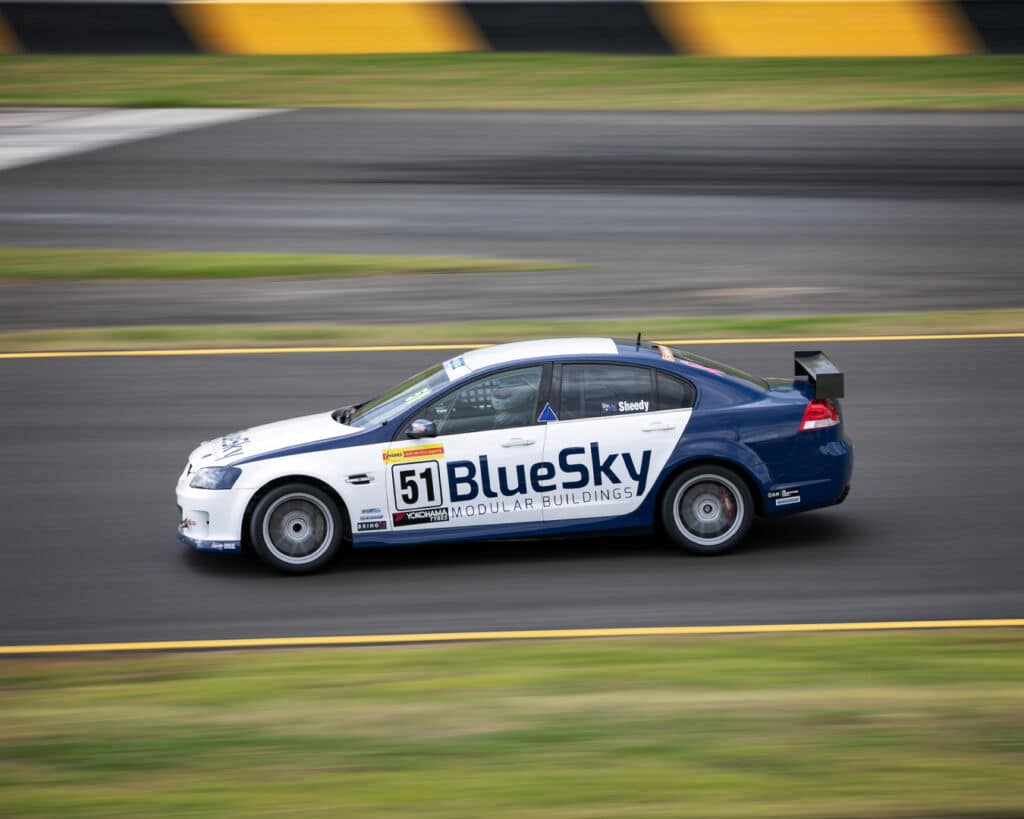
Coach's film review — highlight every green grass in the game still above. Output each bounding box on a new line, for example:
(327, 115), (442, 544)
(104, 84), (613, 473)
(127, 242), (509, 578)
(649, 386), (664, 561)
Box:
(1, 631), (1022, 817)
(2, 309), (1023, 352)
(0, 247), (572, 280)
(2, 54), (1023, 109)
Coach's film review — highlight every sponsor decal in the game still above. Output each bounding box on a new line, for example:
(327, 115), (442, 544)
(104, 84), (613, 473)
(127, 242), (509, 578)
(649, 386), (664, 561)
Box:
(383, 444), (445, 464)
(386, 443), (655, 525)
(392, 461), (444, 511)
(450, 487), (637, 520)
(448, 442), (652, 502)
(657, 344), (675, 362)
(769, 488), (801, 507)
(202, 541), (238, 552)
(393, 508), (450, 527)
(357, 502), (387, 529)
(179, 517), (197, 530)
(219, 432), (250, 459)
(444, 355), (470, 381)
(403, 387), (430, 405)
(537, 402), (559, 423)
(617, 399), (649, 413)
(359, 506), (385, 522)
(452, 498), (535, 518)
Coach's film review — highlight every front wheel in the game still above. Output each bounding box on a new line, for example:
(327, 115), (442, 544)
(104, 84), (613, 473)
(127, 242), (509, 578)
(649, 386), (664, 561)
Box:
(249, 483), (345, 573)
(660, 466), (753, 555)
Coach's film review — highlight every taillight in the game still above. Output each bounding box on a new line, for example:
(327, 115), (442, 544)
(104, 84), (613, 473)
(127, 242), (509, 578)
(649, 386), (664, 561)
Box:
(799, 399), (840, 432)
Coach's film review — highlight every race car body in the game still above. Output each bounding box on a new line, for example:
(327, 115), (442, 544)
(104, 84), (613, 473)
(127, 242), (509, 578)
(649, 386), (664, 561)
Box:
(177, 338), (853, 572)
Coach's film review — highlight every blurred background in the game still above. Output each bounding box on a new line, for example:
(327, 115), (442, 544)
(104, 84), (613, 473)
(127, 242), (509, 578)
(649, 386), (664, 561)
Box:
(1, 2), (1023, 816)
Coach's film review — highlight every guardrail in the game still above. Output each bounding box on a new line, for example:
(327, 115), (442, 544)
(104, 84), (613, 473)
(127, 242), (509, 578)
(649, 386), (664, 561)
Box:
(0, 1), (1021, 55)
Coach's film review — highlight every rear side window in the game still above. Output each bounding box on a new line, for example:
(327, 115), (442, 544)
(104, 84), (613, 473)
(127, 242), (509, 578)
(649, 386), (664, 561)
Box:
(668, 347), (769, 391)
(559, 364), (654, 420)
(656, 372), (696, 410)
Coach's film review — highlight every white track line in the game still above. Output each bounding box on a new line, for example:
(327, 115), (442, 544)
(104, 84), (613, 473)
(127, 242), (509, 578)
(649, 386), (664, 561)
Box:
(0, 107), (283, 172)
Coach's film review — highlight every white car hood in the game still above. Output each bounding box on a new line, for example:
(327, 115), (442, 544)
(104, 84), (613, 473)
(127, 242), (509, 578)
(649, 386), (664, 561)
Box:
(192, 412), (360, 465)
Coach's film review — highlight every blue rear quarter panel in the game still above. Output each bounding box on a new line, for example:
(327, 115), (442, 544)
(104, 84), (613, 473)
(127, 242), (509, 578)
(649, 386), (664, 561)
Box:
(646, 353), (852, 522)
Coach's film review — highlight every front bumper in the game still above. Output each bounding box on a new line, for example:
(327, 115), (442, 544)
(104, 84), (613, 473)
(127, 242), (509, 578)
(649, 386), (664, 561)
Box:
(177, 531), (242, 553)
(177, 466), (254, 553)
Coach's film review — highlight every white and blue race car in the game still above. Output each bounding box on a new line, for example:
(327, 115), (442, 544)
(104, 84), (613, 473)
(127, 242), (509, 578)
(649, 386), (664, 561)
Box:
(177, 338), (852, 573)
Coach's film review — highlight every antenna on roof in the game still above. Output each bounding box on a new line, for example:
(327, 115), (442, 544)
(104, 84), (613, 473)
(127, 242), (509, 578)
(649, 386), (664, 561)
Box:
(635, 331), (642, 351)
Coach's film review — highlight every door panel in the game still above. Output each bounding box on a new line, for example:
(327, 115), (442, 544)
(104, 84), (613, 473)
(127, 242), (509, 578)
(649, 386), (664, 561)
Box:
(385, 365), (549, 534)
(540, 410), (690, 522)
(384, 426), (548, 531)
(541, 362), (692, 522)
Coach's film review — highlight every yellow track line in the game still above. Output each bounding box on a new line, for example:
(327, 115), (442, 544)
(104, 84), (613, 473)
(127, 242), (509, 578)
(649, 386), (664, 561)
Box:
(0, 343), (487, 360)
(1, 332), (1023, 360)
(2, 619), (1022, 655)
(657, 332), (1024, 345)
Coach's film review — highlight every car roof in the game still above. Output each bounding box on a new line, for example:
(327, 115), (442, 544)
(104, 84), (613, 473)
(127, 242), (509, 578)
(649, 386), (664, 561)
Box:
(444, 336), (768, 392)
(445, 338), (619, 379)
(446, 336), (713, 374)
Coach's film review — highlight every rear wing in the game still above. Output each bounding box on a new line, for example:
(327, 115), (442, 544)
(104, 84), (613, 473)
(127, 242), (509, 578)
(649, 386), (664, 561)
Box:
(794, 351), (844, 399)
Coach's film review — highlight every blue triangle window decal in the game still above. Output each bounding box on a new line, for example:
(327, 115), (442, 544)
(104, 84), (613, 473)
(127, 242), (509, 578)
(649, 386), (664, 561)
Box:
(537, 402), (558, 423)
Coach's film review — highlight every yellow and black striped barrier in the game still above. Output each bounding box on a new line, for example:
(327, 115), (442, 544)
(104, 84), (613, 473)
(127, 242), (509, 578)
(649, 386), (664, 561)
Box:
(0, 1), (1020, 56)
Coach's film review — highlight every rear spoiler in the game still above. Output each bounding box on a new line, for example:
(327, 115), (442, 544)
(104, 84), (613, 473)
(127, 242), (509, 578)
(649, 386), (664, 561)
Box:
(794, 351), (844, 399)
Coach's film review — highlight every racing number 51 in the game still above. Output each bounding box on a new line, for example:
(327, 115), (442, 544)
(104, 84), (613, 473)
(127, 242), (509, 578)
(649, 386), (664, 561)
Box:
(392, 461), (443, 511)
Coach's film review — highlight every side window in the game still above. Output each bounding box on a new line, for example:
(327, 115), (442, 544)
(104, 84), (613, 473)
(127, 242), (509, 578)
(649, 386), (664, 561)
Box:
(656, 372), (696, 410)
(410, 366), (543, 436)
(559, 364), (654, 420)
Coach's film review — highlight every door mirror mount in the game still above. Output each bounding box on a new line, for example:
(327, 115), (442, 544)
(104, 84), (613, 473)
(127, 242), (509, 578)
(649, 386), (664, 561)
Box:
(406, 419), (438, 439)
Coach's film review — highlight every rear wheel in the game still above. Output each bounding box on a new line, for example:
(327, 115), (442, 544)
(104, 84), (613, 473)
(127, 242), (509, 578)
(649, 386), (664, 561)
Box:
(661, 466), (753, 555)
(250, 483), (344, 573)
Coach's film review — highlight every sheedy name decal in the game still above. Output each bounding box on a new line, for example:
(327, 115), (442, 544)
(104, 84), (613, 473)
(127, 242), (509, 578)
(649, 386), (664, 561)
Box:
(447, 442), (652, 502)
(618, 399), (649, 413)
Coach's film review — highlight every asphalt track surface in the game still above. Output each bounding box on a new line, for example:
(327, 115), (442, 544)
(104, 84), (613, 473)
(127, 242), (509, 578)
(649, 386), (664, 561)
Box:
(2, 110), (1024, 329)
(1, 338), (1022, 646)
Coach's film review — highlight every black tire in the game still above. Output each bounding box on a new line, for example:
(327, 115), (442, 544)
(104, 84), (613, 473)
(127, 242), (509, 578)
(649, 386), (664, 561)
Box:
(660, 465), (753, 556)
(249, 482), (345, 574)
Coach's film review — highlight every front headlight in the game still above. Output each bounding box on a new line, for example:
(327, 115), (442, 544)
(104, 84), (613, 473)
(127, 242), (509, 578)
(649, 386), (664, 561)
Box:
(189, 466), (242, 490)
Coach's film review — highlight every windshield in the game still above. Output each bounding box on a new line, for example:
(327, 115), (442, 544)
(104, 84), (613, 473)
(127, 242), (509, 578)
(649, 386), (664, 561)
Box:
(668, 347), (769, 390)
(346, 363), (450, 429)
